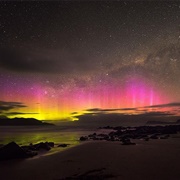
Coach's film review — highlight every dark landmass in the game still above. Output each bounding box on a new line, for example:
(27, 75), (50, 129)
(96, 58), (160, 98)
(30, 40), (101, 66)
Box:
(80, 124), (180, 145)
(146, 119), (180, 125)
(0, 117), (54, 126)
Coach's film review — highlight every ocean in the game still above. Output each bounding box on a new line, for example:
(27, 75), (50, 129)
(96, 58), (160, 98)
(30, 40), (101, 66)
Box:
(0, 125), (116, 156)
(0, 126), (94, 145)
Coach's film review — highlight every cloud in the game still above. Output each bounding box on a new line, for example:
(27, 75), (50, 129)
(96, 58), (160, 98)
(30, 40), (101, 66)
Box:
(72, 111), (179, 126)
(0, 115), (8, 119)
(0, 101), (27, 111)
(71, 104), (180, 123)
(76, 110), (175, 120)
(71, 112), (79, 115)
(71, 104), (180, 126)
(85, 107), (137, 112)
(0, 47), (99, 75)
(85, 108), (102, 112)
(139, 111), (175, 116)
(145, 102), (180, 108)
(0, 101), (38, 117)
(4, 112), (39, 116)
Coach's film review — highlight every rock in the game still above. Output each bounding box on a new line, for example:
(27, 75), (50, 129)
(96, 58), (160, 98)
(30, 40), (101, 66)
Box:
(83, 125), (180, 145)
(33, 142), (51, 151)
(160, 135), (169, 139)
(143, 137), (149, 141)
(0, 141), (56, 161)
(22, 142), (54, 151)
(26, 150), (38, 157)
(122, 141), (136, 145)
(47, 142), (54, 147)
(121, 138), (136, 145)
(79, 136), (88, 141)
(88, 133), (97, 138)
(58, 144), (69, 148)
(0, 142), (27, 161)
(150, 135), (158, 139)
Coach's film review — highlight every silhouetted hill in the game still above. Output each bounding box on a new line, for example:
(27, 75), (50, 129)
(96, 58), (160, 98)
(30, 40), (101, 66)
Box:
(0, 117), (54, 126)
(146, 119), (180, 125)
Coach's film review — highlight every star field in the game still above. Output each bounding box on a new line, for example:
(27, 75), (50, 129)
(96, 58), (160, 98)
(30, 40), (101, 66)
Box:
(0, 1), (180, 120)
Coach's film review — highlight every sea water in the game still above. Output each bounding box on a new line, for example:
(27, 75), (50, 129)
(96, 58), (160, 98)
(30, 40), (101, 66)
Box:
(0, 126), (99, 156)
(0, 126), (96, 146)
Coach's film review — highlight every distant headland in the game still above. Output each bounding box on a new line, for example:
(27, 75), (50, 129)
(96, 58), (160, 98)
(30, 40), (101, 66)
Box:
(0, 117), (54, 126)
(146, 119), (180, 125)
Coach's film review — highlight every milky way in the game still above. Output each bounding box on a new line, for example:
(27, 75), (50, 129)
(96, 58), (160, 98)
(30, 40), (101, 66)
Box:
(0, 1), (180, 120)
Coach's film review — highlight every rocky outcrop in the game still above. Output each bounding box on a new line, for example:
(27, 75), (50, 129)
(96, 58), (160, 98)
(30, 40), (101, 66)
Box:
(21, 142), (54, 151)
(82, 125), (180, 144)
(79, 136), (88, 141)
(0, 141), (55, 161)
(0, 142), (28, 161)
(58, 144), (69, 147)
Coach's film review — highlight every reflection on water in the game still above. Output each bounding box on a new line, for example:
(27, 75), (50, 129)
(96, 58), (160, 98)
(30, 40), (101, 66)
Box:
(0, 126), (113, 156)
(0, 126), (95, 146)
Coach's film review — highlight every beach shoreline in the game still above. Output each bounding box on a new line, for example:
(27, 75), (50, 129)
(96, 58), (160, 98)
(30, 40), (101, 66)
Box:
(1, 137), (180, 180)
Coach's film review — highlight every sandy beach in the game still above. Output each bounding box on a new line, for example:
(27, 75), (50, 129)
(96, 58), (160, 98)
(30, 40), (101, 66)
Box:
(1, 137), (180, 180)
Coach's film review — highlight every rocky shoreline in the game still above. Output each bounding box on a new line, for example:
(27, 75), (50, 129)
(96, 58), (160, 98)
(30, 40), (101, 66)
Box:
(0, 141), (70, 161)
(80, 125), (180, 145)
(1, 124), (180, 161)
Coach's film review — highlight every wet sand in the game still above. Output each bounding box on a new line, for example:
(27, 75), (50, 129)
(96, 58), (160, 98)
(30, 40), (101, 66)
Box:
(1, 138), (180, 180)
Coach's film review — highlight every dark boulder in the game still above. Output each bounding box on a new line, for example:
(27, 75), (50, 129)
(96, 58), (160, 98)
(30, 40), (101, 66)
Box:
(21, 142), (54, 151)
(79, 136), (88, 141)
(0, 142), (27, 161)
(35, 142), (51, 151)
(160, 135), (169, 139)
(143, 137), (149, 141)
(26, 150), (38, 157)
(122, 141), (136, 145)
(88, 133), (97, 138)
(121, 138), (136, 145)
(150, 135), (158, 139)
(58, 144), (69, 148)
(47, 142), (54, 147)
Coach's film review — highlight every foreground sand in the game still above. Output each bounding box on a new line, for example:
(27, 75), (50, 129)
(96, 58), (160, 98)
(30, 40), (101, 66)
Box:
(1, 138), (180, 180)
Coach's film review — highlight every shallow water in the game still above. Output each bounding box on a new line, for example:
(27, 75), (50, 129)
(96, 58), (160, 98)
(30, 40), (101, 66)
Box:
(0, 126), (98, 156)
(0, 126), (96, 146)
(0, 125), (120, 156)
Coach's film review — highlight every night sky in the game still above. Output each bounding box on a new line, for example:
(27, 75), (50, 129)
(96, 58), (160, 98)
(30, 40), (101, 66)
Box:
(0, 1), (180, 121)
